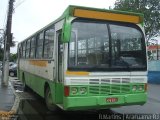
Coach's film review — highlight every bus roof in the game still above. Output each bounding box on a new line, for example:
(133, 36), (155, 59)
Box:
(19, 5), (144, 44)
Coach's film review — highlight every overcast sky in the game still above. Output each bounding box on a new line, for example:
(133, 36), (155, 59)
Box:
(0, 0), (116, 53)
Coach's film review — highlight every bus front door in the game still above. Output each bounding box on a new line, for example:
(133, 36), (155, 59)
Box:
(57, 31), (63, 83)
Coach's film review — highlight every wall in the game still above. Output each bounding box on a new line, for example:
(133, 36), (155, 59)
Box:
(148, 60), (160, 84)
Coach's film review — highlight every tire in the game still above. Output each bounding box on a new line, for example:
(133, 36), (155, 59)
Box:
(22, 81), (29, 92)
(22, 74), (28, 92)
(45, 87), (57, 111)
(9, 72), (15, 77)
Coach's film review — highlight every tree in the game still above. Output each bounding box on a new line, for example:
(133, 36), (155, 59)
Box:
(114, 0), (160, 40)
(0, 48), (3, 61)
(10, 53), (17, 62)
(0, 35), (16, 61)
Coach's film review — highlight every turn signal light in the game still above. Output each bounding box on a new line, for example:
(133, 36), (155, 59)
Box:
(144, 83), (147, 91)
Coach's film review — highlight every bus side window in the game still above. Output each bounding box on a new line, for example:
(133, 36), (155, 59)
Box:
(19, 44), (22, 58)
(44, 26), (54, 59)
(30, 37), (35, 58)
(36, 32), (44, 59)
(22, 41), (26, 58)
(26, 39), (31, 58)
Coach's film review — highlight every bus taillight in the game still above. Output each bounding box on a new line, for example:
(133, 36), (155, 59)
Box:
(64, 86), (70, 97)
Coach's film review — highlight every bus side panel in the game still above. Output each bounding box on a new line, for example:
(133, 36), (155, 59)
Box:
(45, 81), (63, 104)
(19, 70), (63, 104)
(27, 73), (46, 97)
(25, 72), (49, 98)
(18, 67), (46, 98)
(18, 69), (23, 83)
(54, 82), (63, 104)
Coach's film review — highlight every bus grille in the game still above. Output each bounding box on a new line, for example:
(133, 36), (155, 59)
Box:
(89, 84), (131, 95)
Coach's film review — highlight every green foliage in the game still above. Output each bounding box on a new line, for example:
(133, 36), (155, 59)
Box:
(0, 35), (16, 61)
(0, 52), (17, 62)
(114, 0), (160, 40)
(10, 53), (17, 62)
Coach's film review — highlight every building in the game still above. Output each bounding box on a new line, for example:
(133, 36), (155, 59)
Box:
(147, 45), (160, 60)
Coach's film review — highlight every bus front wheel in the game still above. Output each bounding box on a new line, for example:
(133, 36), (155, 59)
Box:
(45, 87), (57, 111)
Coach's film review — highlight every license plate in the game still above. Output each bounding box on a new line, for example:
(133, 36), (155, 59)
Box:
(106, 97), (118, 103)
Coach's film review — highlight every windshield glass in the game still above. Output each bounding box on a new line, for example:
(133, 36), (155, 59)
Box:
(68, 19), (147, 71)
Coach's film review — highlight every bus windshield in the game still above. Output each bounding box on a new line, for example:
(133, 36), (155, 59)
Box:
(68, 19), (147, 71)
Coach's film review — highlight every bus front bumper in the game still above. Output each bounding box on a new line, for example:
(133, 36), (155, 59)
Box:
(63, 93), (147, 110)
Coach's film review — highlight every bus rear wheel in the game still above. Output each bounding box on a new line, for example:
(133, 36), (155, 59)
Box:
(22, 74), (28, 91)
(45, 87), (57, 111)
(22, 81), (29, 92)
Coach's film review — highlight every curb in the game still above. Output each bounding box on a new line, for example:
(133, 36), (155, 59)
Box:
(10, 81), (20, 113)
(0, 80), (20, 119)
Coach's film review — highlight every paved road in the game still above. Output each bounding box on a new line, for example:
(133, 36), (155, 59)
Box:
(10, 78), (160, 120)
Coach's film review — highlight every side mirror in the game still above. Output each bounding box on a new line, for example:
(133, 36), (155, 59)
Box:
(61, 17), (74, 43)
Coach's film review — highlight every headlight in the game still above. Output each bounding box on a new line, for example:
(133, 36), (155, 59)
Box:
(139, 85), (143, 91)
(80, 87), (87, 94)
(132, 85), (137, 91)
(71, 87), (78, 94)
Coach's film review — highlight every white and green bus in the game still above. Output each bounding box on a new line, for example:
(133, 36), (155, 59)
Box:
(17, 5), (147, 110)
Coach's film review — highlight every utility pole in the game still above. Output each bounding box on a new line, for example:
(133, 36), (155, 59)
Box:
(2, 0), (15, 86)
